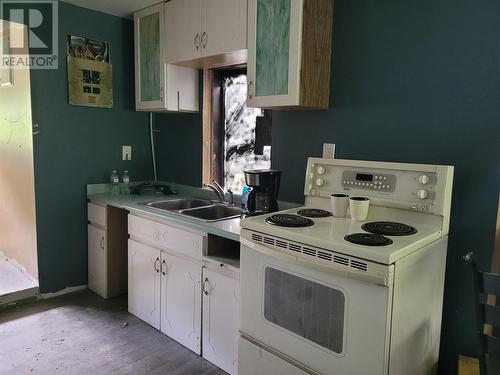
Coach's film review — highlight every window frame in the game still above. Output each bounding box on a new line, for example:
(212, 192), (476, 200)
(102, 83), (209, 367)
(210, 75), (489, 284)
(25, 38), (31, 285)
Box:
(203, 66), (265, 190)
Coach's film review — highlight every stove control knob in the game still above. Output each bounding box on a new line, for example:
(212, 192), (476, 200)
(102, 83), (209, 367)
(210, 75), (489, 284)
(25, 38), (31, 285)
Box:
(317, 166), (326, 175)
(316, 178), (324, 187)
(417, 189), (428, 199)
(418, 175), (430, 185)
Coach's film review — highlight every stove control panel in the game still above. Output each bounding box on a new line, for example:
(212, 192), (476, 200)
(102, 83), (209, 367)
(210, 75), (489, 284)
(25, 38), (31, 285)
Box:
(341, 171), (396, 192)
(305, 158), (454, 217)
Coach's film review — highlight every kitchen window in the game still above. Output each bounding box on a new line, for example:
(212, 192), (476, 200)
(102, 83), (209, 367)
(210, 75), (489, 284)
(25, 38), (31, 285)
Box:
(203, 69), (272, 194)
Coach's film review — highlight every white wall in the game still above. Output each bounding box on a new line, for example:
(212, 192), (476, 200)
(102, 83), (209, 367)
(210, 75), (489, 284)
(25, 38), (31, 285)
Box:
(0, 21), (38, 279)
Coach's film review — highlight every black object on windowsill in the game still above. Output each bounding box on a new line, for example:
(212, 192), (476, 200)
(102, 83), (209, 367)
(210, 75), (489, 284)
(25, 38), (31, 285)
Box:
(131, 182), (176, 196)
(254, 110), (272, 156)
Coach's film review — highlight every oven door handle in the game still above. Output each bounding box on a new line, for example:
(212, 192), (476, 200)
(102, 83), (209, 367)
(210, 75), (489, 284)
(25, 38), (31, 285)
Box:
(241, 238), (390, 286)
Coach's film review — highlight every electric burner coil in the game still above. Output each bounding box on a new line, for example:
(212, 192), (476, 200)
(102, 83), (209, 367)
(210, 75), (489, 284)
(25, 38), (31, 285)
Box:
(297, 209), (332, 218)
(344, 233), (393, 246)
(265, 214), (315, 227)
(361, 221), (417, 236)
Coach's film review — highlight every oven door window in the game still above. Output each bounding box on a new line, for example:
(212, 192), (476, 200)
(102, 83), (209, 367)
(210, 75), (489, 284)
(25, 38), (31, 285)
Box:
(264, 267), (345, 354)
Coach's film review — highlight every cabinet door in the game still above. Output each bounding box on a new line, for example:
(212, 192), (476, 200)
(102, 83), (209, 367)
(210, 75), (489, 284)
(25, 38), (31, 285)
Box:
(88, 224), (106, 298)
(247, 0), (302, 107)
(134, 3), (167, 110)
(161, 252), (202, 354)
(202, 267), (240, 374)
(128, 240), (161, 329)
(165, 0), (202, 63)
(201, 0), (247, 57)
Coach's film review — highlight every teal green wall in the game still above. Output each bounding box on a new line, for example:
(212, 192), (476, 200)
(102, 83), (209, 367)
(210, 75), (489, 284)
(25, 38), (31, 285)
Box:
(155, 0), (500, 373)
(155, 111), (203, 186)
(20, 0), (499, 373)
(30, 2), (153, 293)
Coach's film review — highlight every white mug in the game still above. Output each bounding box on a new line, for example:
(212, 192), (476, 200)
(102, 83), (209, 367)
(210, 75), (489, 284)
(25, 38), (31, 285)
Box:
(330, 194), (349, 217)
(349, 197), (370, 221)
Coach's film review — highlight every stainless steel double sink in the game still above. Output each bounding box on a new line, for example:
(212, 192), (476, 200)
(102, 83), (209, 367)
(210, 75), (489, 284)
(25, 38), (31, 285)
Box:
(142, 198), (241, 222)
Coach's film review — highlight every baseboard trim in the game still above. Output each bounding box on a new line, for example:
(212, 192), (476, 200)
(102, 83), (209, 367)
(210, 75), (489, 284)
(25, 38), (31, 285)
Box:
(0, 286), (40, 307)
(0, 285), (89, 311)
(40, 285), (88, 299)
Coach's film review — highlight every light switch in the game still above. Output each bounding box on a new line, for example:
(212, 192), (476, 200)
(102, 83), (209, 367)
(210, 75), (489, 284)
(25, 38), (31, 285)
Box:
(322, 143), (335, 159)
(122, 146), (132, 161)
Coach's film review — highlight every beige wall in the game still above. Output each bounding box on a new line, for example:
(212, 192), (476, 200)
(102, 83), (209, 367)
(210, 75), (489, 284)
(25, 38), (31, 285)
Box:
(0, 21), (38, 279)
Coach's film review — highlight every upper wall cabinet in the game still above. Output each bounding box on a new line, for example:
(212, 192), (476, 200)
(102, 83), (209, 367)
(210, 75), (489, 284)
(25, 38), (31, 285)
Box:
(247, 0), (334, 109)
(165, 0), (247, 66)
(134, 3), (199, 112)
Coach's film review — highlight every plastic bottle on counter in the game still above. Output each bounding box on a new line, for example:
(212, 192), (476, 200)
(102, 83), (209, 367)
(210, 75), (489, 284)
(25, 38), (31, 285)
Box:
(110, 170), (120, 196)
(241, 185), (251, 210)
(122, 170), (130, 195)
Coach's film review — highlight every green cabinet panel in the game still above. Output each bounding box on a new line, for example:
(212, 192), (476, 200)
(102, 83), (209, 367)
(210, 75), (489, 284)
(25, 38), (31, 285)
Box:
(139, 12), (161, 102)
(255, 0), (290, 96)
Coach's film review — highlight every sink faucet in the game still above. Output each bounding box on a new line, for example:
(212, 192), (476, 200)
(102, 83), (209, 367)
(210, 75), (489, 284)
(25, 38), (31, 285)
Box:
(204, 181), (233, 205)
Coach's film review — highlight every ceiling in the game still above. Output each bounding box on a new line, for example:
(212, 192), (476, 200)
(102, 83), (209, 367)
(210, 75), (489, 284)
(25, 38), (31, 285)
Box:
(63, 0), (163, 19)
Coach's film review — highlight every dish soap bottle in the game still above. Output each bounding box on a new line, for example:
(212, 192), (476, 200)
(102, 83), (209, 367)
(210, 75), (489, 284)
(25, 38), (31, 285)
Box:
(110, 170), (119, 196)
(122, 170), (130, 195)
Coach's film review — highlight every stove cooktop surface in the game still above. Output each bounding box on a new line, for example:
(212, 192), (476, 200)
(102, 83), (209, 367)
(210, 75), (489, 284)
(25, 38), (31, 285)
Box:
(241, 206), (443, 264)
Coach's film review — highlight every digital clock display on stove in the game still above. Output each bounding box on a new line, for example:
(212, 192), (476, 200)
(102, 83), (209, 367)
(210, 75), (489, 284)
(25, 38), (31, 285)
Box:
(356, 173), (373, 182)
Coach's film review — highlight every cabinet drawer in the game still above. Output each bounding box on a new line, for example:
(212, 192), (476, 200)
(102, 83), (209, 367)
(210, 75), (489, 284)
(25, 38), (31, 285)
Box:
(88, 203), (106, 227)
(238, 336), (309, 375)
(128, 214), (205, 259)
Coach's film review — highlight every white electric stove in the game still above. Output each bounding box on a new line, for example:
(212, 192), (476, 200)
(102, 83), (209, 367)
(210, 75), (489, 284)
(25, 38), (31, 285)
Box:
(238, 157), (454, 375)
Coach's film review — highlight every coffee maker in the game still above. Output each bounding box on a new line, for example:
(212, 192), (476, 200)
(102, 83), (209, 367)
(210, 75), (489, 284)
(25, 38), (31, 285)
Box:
(242, 169), (281, 216)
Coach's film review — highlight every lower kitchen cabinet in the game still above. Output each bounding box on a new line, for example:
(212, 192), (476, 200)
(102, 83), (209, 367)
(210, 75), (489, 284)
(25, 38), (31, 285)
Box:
(127, 213), (240, 373)
(128, 239), (161, 329)
(161, 252), (202, 354)
(88, 224), (106, 297)
(202, 264), (240, 374)
(87, 203), (128, 299)
(127, 238), (202, 354)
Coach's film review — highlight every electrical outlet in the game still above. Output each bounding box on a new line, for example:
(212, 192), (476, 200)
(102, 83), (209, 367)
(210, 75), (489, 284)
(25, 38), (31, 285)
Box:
(122, 146), (132, 161)
(323, 143), (335, 159)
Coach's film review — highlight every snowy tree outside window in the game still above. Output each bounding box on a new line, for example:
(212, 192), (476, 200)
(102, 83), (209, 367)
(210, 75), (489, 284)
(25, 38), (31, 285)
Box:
(223, 74), (271, 193)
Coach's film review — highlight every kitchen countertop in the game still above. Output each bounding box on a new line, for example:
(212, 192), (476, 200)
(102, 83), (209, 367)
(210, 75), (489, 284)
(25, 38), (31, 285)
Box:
(87, 182), (301, 242)
(87, 192), (241, 242)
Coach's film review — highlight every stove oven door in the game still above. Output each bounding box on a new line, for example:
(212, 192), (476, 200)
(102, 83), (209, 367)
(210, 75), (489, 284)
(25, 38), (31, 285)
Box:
(240, 239), (394, 375)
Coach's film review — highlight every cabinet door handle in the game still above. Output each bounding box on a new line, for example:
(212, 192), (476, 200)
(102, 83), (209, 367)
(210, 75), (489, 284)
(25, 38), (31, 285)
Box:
(161, 260), (166, 276)
(248, 81), (254, 99)
(160, 86), (164, 102)
(154, 257), (160, 273)
(100, 236), (105, 250)
(194, 33), (200, 50)
(203, 277), (209, 295)
(201, 32), (207, 48)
